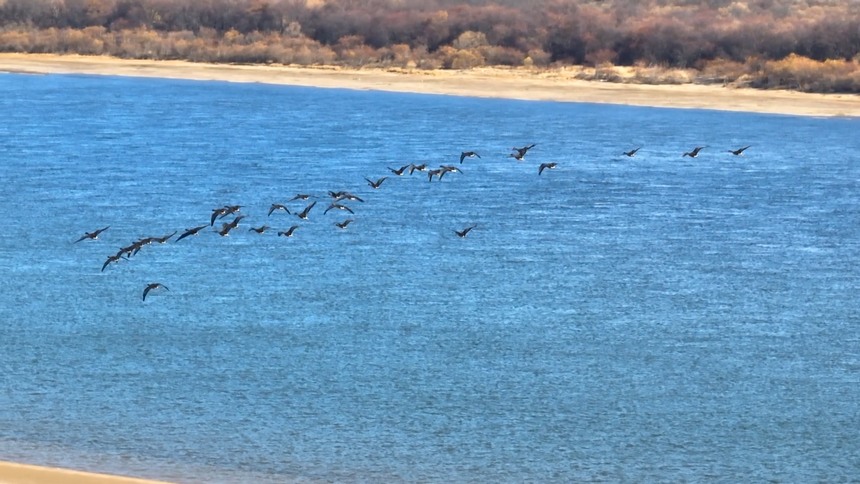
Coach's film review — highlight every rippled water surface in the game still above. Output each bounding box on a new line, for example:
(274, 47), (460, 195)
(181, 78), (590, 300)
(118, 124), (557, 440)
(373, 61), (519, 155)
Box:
(1, 73), (859, 482)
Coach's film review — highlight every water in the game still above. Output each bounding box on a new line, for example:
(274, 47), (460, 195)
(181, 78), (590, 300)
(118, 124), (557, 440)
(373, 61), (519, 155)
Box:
(1, 72), (859, 482)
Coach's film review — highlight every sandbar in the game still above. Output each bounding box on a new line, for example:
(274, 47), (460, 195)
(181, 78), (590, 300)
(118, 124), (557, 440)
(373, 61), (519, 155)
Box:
(1, 53), (858, 117)
(0, 460), (172, 484)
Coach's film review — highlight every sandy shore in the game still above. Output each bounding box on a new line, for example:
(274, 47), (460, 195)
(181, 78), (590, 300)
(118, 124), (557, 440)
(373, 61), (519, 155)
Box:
(0, 461), (173, 484)
(1, 53), (858, 117)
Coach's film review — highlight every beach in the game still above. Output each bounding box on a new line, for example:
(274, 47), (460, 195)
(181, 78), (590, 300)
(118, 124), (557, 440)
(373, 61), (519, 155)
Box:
(1, 53), (859, 118)
(0, 461), (173, 484)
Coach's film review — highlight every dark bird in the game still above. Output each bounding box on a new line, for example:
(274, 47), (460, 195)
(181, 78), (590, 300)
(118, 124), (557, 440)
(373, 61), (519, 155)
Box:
(217, 215), (245, 236)
(427, 168), (443, 182)
(176, 225), (207, 242)
(101, 253), (123, 272)
(210, 207), (228, 226)
(289, 194), (312, 201)
(728, 145), (751, 156)
(142, 282), (169, 301)
(249, 225), (271, 234)
(509, 152), (526, 161)
(365, 176), (387, 189)
(268, 203), (291, 216)
(329, 191), (364, 203)
(455, 224), (477, 238)
(388, 165), (410, 176)
(409, 163), (428, 175)
(511, 144), (536, 159)
(460, 151), (481, 164)
(623, 147), (641, 157)
(74, 226), (110, 243)
(335, 219), (353, 229)
(278, 225), (299, 237)
(153, 231), (176, 244)
(324, 203), (354, 215)
(538, 162), (558, 175)
(683, 146), (706, 158)
(440, 165), (462, 174)
(296, 201), (317, 220)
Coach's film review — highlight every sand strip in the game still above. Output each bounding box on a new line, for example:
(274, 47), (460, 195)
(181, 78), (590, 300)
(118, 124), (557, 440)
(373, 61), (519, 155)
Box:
(0, 461), (173, 484)
(1, 53), (858, 118)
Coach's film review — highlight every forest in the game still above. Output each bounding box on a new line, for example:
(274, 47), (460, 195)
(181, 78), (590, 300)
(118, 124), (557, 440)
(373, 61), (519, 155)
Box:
(1, 0), (859, 93)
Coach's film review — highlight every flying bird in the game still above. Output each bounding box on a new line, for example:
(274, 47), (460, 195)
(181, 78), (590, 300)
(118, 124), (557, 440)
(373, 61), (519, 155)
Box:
(74, 226), (110, 243)
(388, 165), (410, 176)
(289, 194), (312, 201)
(217, 215), (245, 236)
(455, 224), (477, 238)
(538, 162), (558, 175)
(268, 203), (291, 216)
(335, 219), (353, 229)
(409, 163), (428, 175)
(249, 225), (271, 234)
(152, 231), (176, 244)
(278, 225), (299, 237)
(176, 225), (207, 242)
(142, 282), (169, 301)
(460, 151), (481, 164)
(683, 146), (706, 158)
(101, 253), (123, 272)
(511, 144), (536, 160)
(623, 147), (641, 157)
(728, 145), (751, 156)
(365, 176), (387, 189)
(324, 203), (354, 215)
(296, 201), (317, 220)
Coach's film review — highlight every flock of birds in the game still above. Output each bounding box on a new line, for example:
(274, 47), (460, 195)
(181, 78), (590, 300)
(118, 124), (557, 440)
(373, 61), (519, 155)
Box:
(74, 143), (752, 301)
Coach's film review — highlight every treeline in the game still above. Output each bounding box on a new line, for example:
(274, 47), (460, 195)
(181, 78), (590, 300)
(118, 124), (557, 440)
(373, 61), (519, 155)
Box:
(1, 0), (859, 93)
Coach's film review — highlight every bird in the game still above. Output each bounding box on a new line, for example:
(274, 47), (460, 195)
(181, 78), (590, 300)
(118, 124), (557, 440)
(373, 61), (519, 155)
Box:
(388, 165), (410, 176)
(268, 203), (291, 216)
(296, 201), (317, 220)
(217, 215), (245, 236)
(409, 163), (428, 175)
(289, 194), (312, 201)
(210, 207), (228, 226)
(427, 168), (444, 182)
(683, 146), (706, 157)
(142, 282), (169, 301)
(152, 231), (176, 244)
(74, 226), (109, 243)
(509, 152), (526, 161)
(278, 225), (299, 237)
(324, 203), (354, 215)
(176, 225), (207, 242)
(460, 151), (481, 164)
(728, 145), (751, 156)
(329, 191), (364, 203)
(365, 176), (387, 189)
(511, 144), (536, 159)
(101, 253), (123, 272)
(440, 165), (462, 174)
(335, 219), (353, 229)
(538, 162), (558, 175)
(455, 224), (477, 238)
(623, 147), (641, 157)
(249, 225), (271, 234)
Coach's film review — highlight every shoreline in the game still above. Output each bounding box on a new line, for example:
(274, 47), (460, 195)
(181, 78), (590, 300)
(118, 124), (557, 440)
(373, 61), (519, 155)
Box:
(0, 460), (173, 484)
(1, 53), (858, 117)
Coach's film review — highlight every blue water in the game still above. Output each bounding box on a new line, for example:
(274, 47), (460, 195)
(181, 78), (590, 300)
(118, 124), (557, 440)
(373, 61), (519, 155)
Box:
(1, 72), (859, 483)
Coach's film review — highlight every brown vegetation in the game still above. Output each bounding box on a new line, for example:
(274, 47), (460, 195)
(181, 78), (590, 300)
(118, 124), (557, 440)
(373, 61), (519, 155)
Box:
(0, 0), (858, 93)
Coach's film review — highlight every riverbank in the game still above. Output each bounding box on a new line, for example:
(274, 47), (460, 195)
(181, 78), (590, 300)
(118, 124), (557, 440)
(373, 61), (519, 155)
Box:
(0, 461), (173, 484)
(1, 53), (858, 117)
